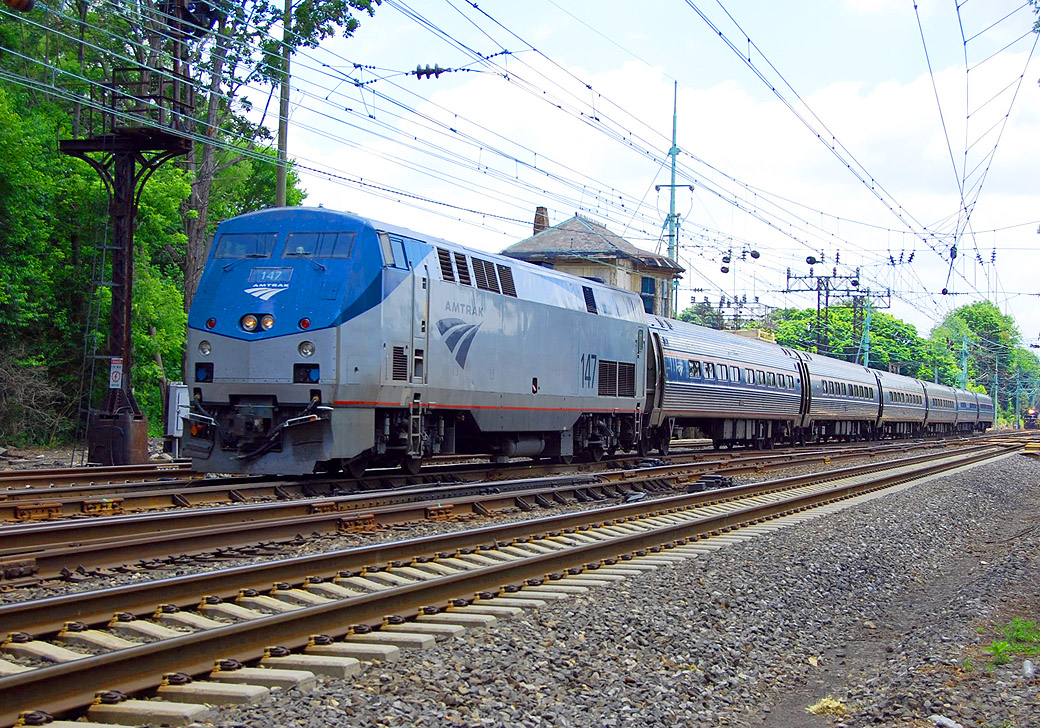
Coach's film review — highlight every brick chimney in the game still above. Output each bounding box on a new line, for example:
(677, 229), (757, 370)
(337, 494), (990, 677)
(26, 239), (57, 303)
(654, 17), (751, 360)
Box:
(533, 206), (549, 235)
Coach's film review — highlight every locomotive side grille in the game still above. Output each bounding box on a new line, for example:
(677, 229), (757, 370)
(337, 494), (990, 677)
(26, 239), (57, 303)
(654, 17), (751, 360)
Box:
(392, 346), (408, 381)
(595, 360), (636, 397)
(436, 248), (455, 282)
(497, 264), (517, 297)
(618, 362), (636, 397)
(454, 253), (472, 285)
(598, 360), (618, 396)
(583, 286), (597, 314)
(472, 258), (501, 293)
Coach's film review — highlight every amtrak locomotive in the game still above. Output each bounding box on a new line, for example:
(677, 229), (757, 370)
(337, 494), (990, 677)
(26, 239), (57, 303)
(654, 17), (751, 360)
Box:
(182, 207), (992, 476)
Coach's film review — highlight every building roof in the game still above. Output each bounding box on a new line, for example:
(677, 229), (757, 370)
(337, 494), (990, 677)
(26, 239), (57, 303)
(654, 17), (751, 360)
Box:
(502, 215), (684, 274)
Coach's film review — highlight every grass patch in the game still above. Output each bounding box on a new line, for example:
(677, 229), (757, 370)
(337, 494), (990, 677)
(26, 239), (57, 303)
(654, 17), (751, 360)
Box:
(982, 618), (1039, 666)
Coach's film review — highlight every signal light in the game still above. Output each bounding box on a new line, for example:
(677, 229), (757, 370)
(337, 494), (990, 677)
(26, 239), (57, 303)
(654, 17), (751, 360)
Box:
(299, 317), (311, 330)
(241, 314), (258, 332)
(260, 314), (274, 330)
(206, 318), (216, 329)
(4, 0), (34, 11)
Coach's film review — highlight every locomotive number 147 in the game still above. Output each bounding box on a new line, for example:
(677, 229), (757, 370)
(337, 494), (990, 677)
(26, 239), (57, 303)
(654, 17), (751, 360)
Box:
(580, 353), (598, 389)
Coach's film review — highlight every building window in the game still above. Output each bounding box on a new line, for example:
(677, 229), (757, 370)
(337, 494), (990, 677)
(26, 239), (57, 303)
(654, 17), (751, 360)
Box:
(641, 277), (656, 314)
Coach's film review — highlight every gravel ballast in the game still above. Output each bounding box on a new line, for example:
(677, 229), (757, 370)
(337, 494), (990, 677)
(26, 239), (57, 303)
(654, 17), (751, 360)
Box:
(195, 452), (1040, 728)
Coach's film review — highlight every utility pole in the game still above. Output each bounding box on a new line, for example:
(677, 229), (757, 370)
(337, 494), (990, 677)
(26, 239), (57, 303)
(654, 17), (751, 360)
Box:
(655, 81), (691, 318)
(1014, 369), (1021, 429)
(959, 335), (969, 389)
(856, 303), (872, 367)
(276, 0), (292, 207)
(993, 354), (1000, 424)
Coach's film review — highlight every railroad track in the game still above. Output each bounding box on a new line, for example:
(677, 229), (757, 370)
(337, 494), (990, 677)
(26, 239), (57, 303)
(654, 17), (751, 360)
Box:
(0, 442), (1017, 726)
(0, 462), (193, 490)
(0, 439), (952, 522)
(0, 441), (973, 584)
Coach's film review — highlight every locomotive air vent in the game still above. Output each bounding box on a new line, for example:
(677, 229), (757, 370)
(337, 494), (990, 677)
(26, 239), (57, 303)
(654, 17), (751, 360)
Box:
(598, 360), (618, 396)
(436, 248), (455, 282)
(617, 362), (636, 397)
(392, 346), (408, 381)
(497, 264), (517, 297)
(454, 252), (472, 286)
(472, 258), (501, 293)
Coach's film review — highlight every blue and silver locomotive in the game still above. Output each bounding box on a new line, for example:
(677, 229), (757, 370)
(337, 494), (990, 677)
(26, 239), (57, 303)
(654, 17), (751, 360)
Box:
(182, 207), (992, 475)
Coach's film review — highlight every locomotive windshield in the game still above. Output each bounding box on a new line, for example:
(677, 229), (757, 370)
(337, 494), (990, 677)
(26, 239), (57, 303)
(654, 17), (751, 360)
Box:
(214, 232), (278, 259)
(282, 231), (356, 259)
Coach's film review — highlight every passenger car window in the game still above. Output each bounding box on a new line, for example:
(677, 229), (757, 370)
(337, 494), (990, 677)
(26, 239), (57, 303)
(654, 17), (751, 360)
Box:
(745, 368), (754, 384)
(756, 370), (765, 385)
(768, 372), (776, 387)
(704, 363), (715, 379)
(690, 360), (702, 378)
(718, 365), (729, 381)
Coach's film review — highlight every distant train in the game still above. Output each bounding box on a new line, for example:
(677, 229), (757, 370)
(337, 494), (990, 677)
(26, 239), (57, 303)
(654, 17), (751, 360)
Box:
(182, 207), (993, 476)
(1025, 409), (1039, 430)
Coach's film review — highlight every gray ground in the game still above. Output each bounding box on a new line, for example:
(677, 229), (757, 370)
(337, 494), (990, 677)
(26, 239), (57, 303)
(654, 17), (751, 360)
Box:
(185, 452), (1040, 728)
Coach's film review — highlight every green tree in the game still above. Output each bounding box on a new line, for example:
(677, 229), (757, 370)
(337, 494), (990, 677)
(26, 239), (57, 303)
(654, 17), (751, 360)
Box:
(678, 302), (724, 329)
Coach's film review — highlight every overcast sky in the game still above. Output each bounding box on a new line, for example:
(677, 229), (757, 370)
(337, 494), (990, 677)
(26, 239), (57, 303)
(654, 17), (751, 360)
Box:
(271, 0), (1040, 349)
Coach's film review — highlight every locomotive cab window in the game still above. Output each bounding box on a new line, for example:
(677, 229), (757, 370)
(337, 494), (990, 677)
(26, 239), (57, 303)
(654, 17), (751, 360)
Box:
(215, 232), (277, 259)
(283, 231), (356, 259)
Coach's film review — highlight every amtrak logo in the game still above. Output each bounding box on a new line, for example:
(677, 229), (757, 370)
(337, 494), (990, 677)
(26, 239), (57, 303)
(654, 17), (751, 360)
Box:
(244, 285), (287, 301)
(437, 318), (481, 368)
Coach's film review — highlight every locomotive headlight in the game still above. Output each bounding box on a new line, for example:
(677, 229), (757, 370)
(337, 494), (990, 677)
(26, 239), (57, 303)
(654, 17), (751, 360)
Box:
(298, 341), (315, 357)
(241, 314), (258, 332)
(260, 314), (275, 330)
(198, 340), (212, 356)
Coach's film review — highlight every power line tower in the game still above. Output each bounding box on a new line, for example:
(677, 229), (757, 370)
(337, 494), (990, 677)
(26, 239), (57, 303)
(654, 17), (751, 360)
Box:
(783, 262), (889, 357)
(59, 5), (199, 464)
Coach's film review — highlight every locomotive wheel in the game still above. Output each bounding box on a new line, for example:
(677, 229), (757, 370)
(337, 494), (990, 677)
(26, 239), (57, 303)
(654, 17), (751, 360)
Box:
(346, 456), (369, 479)
(553, 455), (574, 465)
(401, 456), (422, 475)
(588, 445), (605, 462)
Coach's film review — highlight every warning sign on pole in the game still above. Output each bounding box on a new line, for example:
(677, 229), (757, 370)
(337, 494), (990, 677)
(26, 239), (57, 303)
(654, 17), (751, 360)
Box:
(109, 358), (124, 389)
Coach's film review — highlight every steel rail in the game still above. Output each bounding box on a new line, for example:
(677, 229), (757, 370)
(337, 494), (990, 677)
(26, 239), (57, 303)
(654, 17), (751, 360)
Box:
(0, 444), (1011, 726)
(0, 443), (1011, 636)
(0, 440), (950, 522)
(0, 443), (991, 585)
(0, 440), (966, 554)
